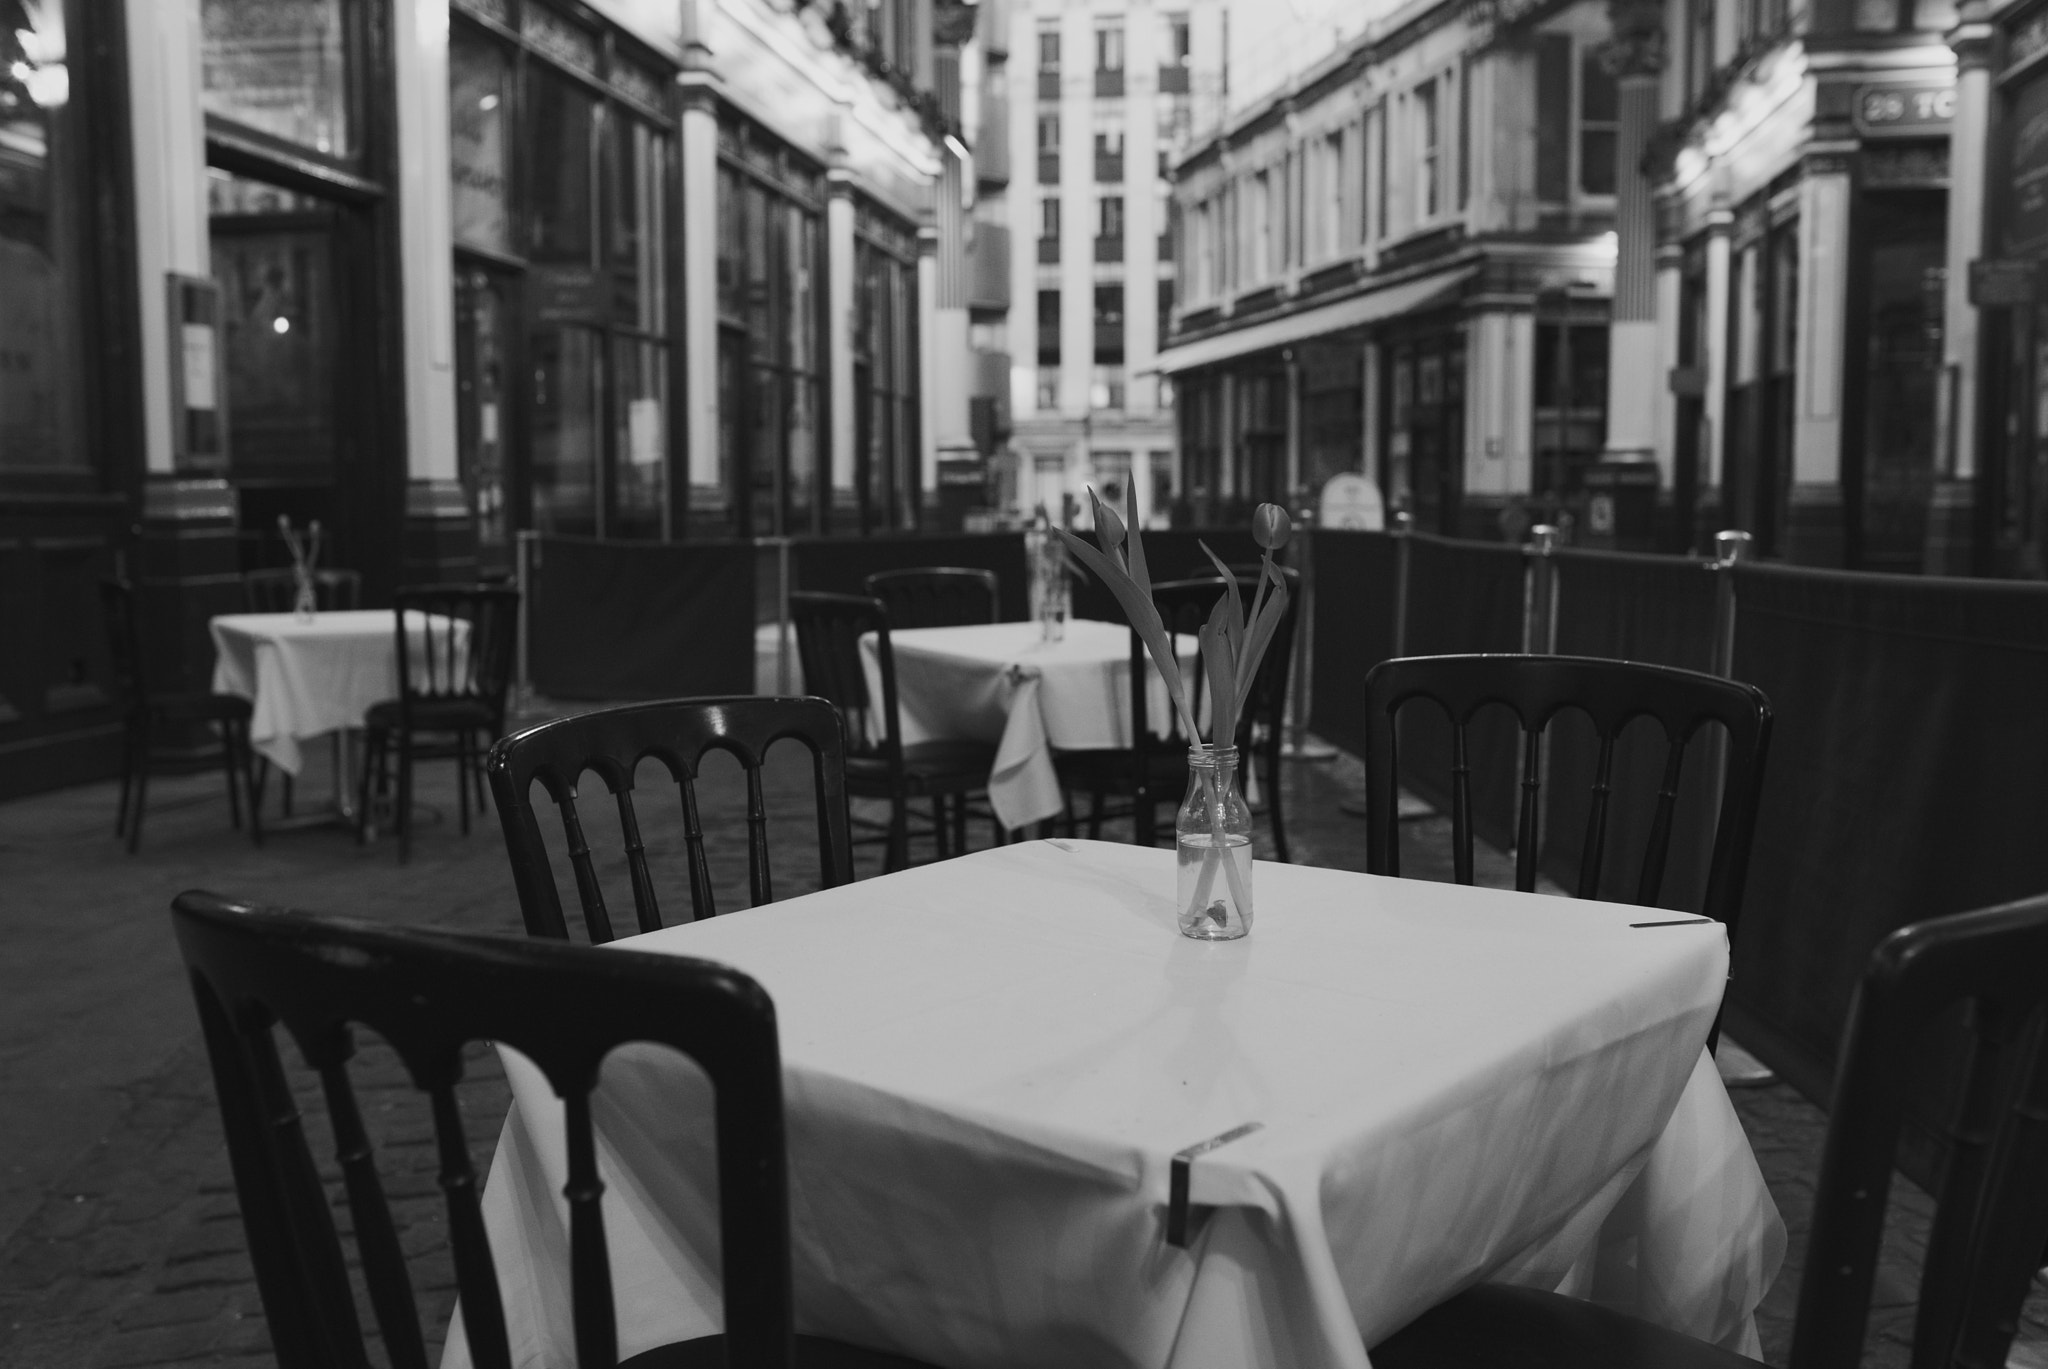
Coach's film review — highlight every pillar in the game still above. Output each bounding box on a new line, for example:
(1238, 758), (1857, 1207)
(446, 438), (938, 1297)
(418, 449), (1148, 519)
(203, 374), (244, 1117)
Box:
(1360, 341), (1382, 486)
(1701, 207), (1732, 531)
(1929, 5), (1993, 574)
(828, 166), (858, 528)
(1059, 4), (1094, 419)
(680, 73), (723, 524)
(1601, 0), (1664, 465)
(1284, 352), (1302, 501)
(1652, 242), (1683, 490)
(1787, 151), (1852, 566)
(918, 225), (941, 514)
(391, 0), (472, 580)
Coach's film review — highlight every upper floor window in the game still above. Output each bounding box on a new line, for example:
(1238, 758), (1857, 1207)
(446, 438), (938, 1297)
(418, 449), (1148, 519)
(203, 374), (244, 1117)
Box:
(1158, 12), (1191, 91)
(1037, 111), (1061, 150)
(1414, 81), (1441, 221)
(1096, 25), (1124, 72)
(1038, 26), (1060, 71)
(1041, 196), (1060, 238)
(1251, 170), (1273, 280)
(1578, 51), (1617, 195)
(1099, 195), (1126, 240)
(203, 0), (357, 160)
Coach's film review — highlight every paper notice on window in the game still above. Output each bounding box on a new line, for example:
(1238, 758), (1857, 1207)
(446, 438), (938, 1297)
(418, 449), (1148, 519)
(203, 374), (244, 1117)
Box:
(182, 323), (217, 411)
(628, 398), (662, 466)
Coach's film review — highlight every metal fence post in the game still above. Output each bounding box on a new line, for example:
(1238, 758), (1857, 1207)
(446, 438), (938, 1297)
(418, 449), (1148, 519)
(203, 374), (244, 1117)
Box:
(1522, 524), (1560, 655)
(1283, 510), (1335, 761)
(1709, 529), (1751, 677)
(514, 529), (537, 713)
(776, 537), (794, 696)
(1391, 510), (1413, 657)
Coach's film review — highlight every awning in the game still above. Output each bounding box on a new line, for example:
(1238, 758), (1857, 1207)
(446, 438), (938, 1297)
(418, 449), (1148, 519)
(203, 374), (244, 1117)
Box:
(1149, 264), (1478, 376)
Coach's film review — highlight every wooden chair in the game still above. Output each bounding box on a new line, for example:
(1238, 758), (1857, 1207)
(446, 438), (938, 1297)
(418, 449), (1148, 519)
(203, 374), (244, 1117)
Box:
(788, 592), (996, 870)
(1059, 573), (1298, 859)
(1372, 890), (2048, 1369)
(487, 696), (855, 943)
(862, 567), (1001, 630)
(359, 584), (520, 861)
(1362, 654), (1771, 928)
(240, 567), (363, 614)
(241, 568), (363, 817)
(100, 579), (260, 854)
(170, 890), (950, 1369)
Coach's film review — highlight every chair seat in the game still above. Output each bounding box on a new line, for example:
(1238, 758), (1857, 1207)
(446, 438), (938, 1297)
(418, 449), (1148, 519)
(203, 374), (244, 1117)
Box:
(1368, 1284), (1762, 1369)
(147, 691), (255, 725)
(623, 1332), (952, 1369)
(363, 696), (495, 734)
(847, 740), (996, 797)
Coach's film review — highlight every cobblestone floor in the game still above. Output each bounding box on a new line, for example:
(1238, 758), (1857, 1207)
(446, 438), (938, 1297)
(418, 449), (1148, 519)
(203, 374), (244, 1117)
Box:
(0, 720), (2038, 1366)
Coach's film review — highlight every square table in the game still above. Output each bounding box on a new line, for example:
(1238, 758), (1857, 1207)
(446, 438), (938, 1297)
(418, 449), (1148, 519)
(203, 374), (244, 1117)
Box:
(860, 620), (1199, 830)
(449, 840), (1783, 1369)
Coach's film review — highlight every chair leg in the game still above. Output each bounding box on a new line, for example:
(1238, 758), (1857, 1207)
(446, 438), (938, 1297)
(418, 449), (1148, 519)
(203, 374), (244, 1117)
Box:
(127, 724), (150, 855)
(241, 726), (264, 847)
(456, 731), (472, 836)
(221, 725), (243, 832)
(357, 731), (382, 844)
(114, 721), (136, 839)
(1086, 788), (1105, 841)
(885, 798), (909, 873)
(1267, 751), (1289, 863)
(396, 731), (414, 863)
(282, 770), (294, 818)
(953, 791), (969, 854)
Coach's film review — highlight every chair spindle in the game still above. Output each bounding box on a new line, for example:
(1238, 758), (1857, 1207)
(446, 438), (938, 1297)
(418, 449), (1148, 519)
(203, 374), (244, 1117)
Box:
(1633, 734), (1689, 908)
(1576, 732), (1618, 900)
(431, 1083), (513, 1369)
(1914, 999), (2015, 1367)
(556, 791), (617, 944)
(316, 1055), (431, 1369)
(1513, 725), (1544, 893)
(747, 764), (774, 908)
(563, 1090), (619, 1369)
(1450, 718), (1474, 886)
(614, 785), (664, 935)
(679, 774), (717, 920)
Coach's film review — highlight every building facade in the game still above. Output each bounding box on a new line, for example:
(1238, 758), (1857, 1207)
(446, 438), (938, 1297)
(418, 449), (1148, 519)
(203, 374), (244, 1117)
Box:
(1000, 0), (1226, 527)
(1159, 0), (1624, 538)
(0, 0), (956, 798)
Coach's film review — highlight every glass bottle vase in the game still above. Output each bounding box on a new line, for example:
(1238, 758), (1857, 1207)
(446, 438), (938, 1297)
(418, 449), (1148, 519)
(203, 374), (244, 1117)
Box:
(291, 567), (318, 623)
(1176, 744), (1254, 940)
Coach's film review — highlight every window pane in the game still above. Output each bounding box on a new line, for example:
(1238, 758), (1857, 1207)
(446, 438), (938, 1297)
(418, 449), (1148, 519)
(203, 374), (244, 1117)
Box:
(1579, 53), (1618, 123)
(0, 0), (89, 471)
(202, 0), (354, 158)
(1579, 130), (1617, 195)
(611, 116), (669, 332)
(1038, 27), (1059, 69)
(450, 23), (512, 254)
(528, 67), (597, 264)
(611, 338), (667, 538)
(532, 325), (600, 534)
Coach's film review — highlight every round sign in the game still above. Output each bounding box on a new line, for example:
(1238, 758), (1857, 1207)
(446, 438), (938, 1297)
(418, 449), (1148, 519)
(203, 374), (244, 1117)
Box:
(1319, 472), (1385, 531)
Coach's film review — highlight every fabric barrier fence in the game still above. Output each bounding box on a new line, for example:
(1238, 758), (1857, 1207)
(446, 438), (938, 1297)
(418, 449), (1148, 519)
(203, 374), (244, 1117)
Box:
(1066, 528), (1266, 624)
(1541, 550), (1724, 909)
(1724, 564), (2048, 1138)
(527, 536), (756, 700)
(1306, 530), (1400, 758)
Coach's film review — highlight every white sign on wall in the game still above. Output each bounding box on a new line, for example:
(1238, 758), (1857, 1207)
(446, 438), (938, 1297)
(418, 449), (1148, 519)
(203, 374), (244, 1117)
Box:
(1319, 472), (1384, 530)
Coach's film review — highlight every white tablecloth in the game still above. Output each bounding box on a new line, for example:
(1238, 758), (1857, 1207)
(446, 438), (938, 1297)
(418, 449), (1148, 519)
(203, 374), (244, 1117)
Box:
(859, 620), (1197, 829)
(209, 610), (446, 774)
(447, 841), (1783, 1369)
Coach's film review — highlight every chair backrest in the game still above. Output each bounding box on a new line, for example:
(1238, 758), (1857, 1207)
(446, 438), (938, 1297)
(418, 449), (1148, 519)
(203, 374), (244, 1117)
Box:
(170, 890), (794, 1369)
(1361, 653), (1771, 928)
(788, 592), (899, 765)
(1134, 574), (1300, 756)
(1790, 892), (2048, 1369)
(863, 567), (1001, 630)
(487, 696), (856, 943)
(99, 579), (146, 706)
(391, 584), (521, 720)
(242, 568), (364, 614)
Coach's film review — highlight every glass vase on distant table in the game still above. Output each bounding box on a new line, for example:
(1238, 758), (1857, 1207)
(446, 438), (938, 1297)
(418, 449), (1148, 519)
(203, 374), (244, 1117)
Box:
(1176, 744), (1253, 939)
(292, 567), (318, 623)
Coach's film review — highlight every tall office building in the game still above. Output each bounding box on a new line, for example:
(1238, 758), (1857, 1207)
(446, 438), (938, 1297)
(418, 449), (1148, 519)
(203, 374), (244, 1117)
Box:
(1002, 0), (1226, 526)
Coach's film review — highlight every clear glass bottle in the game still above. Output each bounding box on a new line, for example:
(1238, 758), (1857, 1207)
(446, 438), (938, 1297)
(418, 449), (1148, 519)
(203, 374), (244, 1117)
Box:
(1176, 745), (1253, 939)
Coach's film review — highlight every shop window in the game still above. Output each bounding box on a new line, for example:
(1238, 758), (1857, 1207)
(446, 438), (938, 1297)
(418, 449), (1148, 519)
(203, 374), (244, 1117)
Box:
(528, 66), (599, 264)
(202, 0), (355, 160)
(854, 211), (919, 532)
(450, 24), (512, 254)
(0, 0), (90, 474)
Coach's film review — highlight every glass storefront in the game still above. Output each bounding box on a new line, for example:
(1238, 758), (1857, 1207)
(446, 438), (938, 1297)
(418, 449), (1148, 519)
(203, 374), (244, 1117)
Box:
(716, 114), (826, 535)
(0, 0), (89, 474)
(855, 202), (919, 532)
(449, 0), (678, 546)
(201, 0), (356, 159)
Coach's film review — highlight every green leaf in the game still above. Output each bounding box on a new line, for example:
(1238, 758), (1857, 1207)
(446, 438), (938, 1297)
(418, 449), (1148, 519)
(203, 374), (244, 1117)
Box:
(1196, 540), (1245, 663)
(1201, 591), (1238, 745)
(1234, 579), (1290, 715)
(1054, 528), (1201, 741)
(1123, 483), (1153, 603)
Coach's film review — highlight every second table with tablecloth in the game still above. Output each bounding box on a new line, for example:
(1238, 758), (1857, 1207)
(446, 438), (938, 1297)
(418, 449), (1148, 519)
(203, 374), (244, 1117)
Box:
(859, 620), (1198, 830)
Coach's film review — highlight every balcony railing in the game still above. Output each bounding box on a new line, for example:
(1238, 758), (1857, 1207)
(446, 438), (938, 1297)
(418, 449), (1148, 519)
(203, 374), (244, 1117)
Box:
(1094, 153), (1124, 183)
(1158, 65), (1189, 94)
(1094, 235), (1123, 263)
(1038, 70), (1060, 99)
(1037, 153), (1060, 184)
(1037, 236), (1059, 264)
(1094, 68), (1124, 97)
(967, 225), (1011, 313)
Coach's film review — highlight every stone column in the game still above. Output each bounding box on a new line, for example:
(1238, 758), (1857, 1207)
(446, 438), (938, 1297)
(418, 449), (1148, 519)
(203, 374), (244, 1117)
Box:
(1601, 0), (1665, 465)
(1701, 207), (1732, 532)
(917, 224), (941, 518)
(1787, 150), (1853, 566)
(678, 73), (724, 530)
(1929, 4), (1993, 574)
(827, 165), (858, 529)
(1652, 241), (1683, 491)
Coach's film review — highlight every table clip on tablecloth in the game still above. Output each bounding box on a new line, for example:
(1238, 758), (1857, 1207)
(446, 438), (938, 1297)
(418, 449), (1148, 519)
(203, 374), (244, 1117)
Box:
(1167, 1121), (1263, 1248)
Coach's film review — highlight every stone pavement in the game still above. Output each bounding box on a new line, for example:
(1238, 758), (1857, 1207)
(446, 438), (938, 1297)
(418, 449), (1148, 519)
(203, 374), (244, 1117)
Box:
(0, 724), (2039, 1367)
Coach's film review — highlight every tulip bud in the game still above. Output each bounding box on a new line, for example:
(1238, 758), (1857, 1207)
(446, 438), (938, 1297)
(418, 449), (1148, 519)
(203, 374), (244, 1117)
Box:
(1092, 488), (1127, 552)
(1252, 503), (1293, 551)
